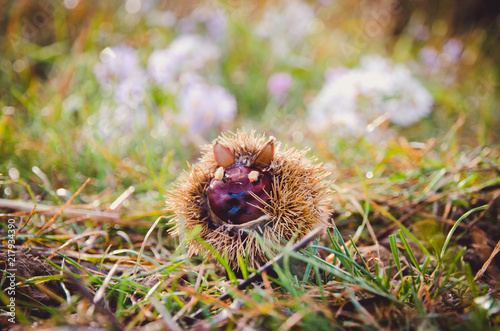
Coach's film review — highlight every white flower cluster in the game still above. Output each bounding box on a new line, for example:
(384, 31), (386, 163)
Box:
(93, 31), (236, 143)
(308, 55), (434, 136)
(147, 34), (235, 138)
(256, 0), (317, 58)
(92, 45), (148, 142)
(148, 34), (221, 92)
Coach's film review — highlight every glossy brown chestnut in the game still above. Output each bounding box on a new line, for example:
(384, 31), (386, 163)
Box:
(207, 165), (272, 225)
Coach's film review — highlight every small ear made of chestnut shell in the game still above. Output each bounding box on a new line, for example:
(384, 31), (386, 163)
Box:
(254, 137), (275, 168)
(214, 141), (235, 167)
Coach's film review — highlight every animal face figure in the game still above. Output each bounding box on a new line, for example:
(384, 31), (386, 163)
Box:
(207, 139), (274, 226)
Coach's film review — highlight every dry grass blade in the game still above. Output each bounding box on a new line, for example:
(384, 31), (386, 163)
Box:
(47, 230), (108, 259)
(474, 238), (500, 281)
(93, 261), (121, 304)
(15, 201), (36, 235)
(36, 178), (92, 236)
(277, 311), (304, 331)
(150, 297), (183, 331)
(133, 215), (166, 276)
(195, 299), (244, 329)
(109, 186), (135, 211)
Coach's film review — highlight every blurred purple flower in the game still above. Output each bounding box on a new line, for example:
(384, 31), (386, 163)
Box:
(177, 6), (228, 41)
(114, 76), (147, 107)
(419, 47), (439, 67)
(443, 38), (463, 62)
(93, 44), (146, 107)
(148, 34), (221, 90)
(177, 81), (237, 137)
(94, 44), (139, 87)
(267, 72), (293, 98)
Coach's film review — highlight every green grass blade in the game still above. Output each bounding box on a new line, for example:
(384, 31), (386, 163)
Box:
(398, 230), (421, 272)
(440, 205), (488, 260)
(196, 237), (237, 284)
(389, 234), (401, 272)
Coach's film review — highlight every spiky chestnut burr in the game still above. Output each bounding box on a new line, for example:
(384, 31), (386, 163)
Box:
(167, 131), (332, 270)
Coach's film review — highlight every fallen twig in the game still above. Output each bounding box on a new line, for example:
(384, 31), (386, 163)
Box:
(0, 198), (151, 227)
